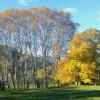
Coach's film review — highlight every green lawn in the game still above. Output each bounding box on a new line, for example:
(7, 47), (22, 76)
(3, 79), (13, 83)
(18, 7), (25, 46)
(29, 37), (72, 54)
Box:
(0, 86), (100, 100)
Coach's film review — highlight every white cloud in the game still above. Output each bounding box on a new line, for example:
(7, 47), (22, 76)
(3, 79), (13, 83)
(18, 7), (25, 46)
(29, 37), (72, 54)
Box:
(18, 0), (38, 6)
(63, 8), (78, 14)
(18, 0), (28, 5)
(97, 11), (100, 21)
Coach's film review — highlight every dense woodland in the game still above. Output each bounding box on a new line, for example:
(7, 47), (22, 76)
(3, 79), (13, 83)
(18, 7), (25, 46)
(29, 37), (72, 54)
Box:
(0, 7), (100, 89)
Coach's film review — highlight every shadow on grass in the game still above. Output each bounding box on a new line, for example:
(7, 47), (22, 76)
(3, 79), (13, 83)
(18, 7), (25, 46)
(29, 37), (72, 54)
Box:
(0, 89), (100, 100)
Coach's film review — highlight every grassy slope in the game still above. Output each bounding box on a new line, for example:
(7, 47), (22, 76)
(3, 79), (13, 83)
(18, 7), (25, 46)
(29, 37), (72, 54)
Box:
(0, 86), (100, 100)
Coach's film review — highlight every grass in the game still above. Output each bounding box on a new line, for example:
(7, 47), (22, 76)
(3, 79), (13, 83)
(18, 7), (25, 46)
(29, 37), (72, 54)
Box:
(0, 86), (100, 100)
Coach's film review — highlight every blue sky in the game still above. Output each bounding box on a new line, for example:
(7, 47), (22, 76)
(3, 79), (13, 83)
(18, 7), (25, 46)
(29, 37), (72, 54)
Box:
(0, 0), (100, 32)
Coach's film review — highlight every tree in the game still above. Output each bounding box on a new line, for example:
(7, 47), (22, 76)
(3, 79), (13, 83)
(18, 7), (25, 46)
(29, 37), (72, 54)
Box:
(55, 30), (98, 85)
(0, 8), (77, 89)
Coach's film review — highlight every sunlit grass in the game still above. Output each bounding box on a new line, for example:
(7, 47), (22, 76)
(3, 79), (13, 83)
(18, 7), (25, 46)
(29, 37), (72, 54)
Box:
(0, 86), (100, 100)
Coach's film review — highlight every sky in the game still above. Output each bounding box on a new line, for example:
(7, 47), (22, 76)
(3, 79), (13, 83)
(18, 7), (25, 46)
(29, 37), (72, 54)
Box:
(0, 0), (100, 32)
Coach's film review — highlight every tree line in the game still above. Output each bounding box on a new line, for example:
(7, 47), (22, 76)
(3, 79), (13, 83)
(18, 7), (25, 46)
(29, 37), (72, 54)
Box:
(0, 8), (100, 90)
(0, 7), (77, 89)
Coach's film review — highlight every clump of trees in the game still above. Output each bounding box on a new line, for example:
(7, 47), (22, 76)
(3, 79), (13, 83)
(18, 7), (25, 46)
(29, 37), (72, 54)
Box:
(0, 8), (77, 89)
(55, 29), (100, 85)
(0, 8), (99, 89)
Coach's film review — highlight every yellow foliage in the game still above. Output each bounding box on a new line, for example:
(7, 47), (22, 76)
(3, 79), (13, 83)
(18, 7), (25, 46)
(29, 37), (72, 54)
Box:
(37, 69), (45, 79)
(55, 32), (97, 85)
(83, 79), (92, 84)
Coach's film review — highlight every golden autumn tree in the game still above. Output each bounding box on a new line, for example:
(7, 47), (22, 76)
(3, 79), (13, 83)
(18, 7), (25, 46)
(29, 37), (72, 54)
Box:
(55, 31), (97, 85)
